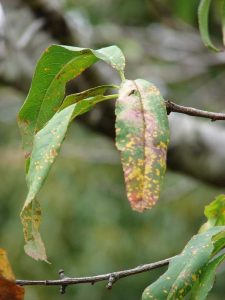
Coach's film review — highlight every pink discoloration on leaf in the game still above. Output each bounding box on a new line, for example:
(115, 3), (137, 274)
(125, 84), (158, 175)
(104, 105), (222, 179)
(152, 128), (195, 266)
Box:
(115, 79), (169, 212)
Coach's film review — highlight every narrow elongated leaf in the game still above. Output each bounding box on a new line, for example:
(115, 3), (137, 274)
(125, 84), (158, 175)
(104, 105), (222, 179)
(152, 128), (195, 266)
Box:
(191, 253), (225, 300)
(115, 79), (169, 212)
(0, 249), (24, 300)
(59, 84), (117, 111)
(212, 230), (225, 256)
(223, 0), (225, 46)
(142, 226), (225, 300)
(198, 0), (220, 51)
(18, 45), (125, 157)
(70, 94), (118, 120)
(21, 104), (76, 261)
(21, 91), (118, 260)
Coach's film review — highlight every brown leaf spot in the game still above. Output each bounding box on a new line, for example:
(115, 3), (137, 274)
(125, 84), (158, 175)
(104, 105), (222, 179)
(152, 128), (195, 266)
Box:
(50, 149), (58, 158)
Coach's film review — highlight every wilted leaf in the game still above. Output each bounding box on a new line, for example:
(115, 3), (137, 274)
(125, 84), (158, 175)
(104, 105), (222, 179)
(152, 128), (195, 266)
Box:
(18, 45), (125, 158)
(142, 226), (225, 300)
(18, 44), (124, 260)
(0, 249), (24, 300)
(115, 79), (169, 212)
(198, 0), (220, 51)
(21, 104), (76, 261)
(191, 253), (225, 300)
(21, 90), (119, 261)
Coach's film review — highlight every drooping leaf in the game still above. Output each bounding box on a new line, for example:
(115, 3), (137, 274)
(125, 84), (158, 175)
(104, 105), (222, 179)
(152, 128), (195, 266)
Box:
(191, 253), (225, 300)
(0, 249), (24, 300)
(200, 194), (225, 232)
(115, 79), (169, 212)
(21, 91), (118, 261)
(198, 0), (220, 51)
(21, 104), (76, 261)
(142, 226), (225, 300)
(18, 45), (125, 158)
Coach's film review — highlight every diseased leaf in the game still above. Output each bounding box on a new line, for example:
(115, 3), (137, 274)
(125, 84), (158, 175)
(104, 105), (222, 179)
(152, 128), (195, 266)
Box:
(142, 226), (225, 300)
(21, 198), (47, 262)
(18, 45), (125, 158)
(200, 194), (225, 233)
(21, 104), (76, 261)
(0, 249), (24, 300)
(18, 44), (124, 260)
(21, 91), (118, 261)
(198, 0), (220, 51)
(191, 253), (225, 300)
(115, 79), (169, 212)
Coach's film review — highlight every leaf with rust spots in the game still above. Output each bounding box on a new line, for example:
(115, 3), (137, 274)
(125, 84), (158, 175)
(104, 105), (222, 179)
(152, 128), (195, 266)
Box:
(21, 105), (75, 261)
(142, 226), (225, 300)
(0, 249), (24, 300)
(21, 92), (119, 261)
(18, 45), (125, 158)
(115, 79), (169, 212)
(191, 253), (225, 300)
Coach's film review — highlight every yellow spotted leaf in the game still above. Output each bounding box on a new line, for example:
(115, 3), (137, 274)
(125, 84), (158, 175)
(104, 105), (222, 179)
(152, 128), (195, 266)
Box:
(21, 105), (76, 261)
(142, 226), (225, 300)
(115, 79), (169, 212)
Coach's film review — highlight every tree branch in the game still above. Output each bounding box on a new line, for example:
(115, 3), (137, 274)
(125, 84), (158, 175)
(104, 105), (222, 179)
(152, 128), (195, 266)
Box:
(166, 100), (225, 121)
(16, 256), (173, 292)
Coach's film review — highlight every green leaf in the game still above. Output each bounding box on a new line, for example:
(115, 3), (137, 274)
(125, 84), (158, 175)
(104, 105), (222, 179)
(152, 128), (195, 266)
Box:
(198, 0), (220, 51)
(18, 45), (125, 157)
(200, 194), (225, 232)
(191, 253), (225, 300)
(59, 84), (117, 111)
(142, 226), (225, 300)
(115, 79), (169, 212)
(223, 0), (225, 46)
(21, 104), (76, 261)
(21, 91), (118, 261)
(212, 230), (225, 256)
(205, 194), (225, 226)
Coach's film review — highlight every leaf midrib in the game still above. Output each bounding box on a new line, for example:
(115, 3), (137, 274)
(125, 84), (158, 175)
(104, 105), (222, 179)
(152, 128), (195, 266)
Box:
(132, 80), (147, 202)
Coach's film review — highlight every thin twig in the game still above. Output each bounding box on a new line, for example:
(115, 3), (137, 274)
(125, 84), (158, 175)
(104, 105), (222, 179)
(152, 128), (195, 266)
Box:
(166, 100), (225, 121)
(16, 256), (173, 288)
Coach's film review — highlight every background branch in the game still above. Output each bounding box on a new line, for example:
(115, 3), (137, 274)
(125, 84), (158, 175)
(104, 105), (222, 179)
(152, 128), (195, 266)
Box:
(166, 101), (225, 121)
